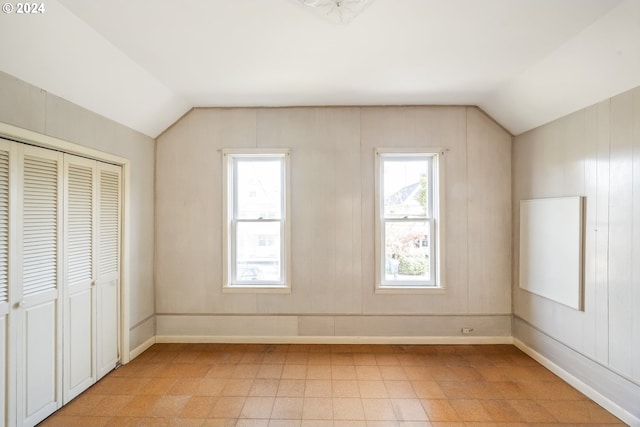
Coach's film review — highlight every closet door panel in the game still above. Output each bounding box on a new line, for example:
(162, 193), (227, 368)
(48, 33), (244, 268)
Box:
(0, 140), (10, 427)
(66, 289), (93, 398)
(97, 278), (118, 378)
(0, 315), (6, 427)
(17, 145), (63, 427)
(63, 155), (96, 403)
(24, 299), (56, 422)
(96, 163), (120, 379)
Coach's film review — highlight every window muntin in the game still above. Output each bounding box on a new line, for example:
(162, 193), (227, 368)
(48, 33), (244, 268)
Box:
(376, 150), (441, 290)
(223, 150), (290, 291)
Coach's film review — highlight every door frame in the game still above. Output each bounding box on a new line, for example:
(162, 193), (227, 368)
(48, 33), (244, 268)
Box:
(0, 122), (131, 364)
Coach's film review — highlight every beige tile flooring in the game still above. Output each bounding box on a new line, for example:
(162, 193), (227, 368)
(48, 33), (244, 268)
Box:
(38, 343), (626, 427)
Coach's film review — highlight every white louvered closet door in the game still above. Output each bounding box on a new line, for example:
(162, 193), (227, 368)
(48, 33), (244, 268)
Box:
(0, 139), (12, 427)
(16, 145), (63, 427)
(96, 162), (121, 380)
(62, 155), (97, 404)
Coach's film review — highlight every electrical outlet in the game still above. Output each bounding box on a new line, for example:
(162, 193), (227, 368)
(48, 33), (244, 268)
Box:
(461, 327), (474, 334)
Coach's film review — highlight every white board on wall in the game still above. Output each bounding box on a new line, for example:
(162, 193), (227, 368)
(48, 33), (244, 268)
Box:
(519, 196), (584, 310)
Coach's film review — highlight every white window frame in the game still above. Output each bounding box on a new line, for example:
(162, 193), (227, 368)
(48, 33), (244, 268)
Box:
(375, 148), (446, 294)
(222, 148), (291, 293)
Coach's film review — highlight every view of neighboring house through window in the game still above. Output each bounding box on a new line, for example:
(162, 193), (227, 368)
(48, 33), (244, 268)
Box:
(376, 150), (442, 290)
(223, 149), (290, 291)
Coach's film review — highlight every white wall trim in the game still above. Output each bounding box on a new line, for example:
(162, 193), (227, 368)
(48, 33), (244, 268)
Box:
(155, 335), (514, 345)
(129, 336), (156, 360)
(0, 122), (127, 165)
(514, 338), (640, 427)
(120, 163), (131, 364)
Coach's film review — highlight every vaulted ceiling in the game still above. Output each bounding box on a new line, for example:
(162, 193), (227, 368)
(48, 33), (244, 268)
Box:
(1, 0), (639, 138)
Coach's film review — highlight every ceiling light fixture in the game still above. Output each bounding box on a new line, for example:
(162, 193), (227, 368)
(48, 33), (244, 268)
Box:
(297, 0), (376, 24)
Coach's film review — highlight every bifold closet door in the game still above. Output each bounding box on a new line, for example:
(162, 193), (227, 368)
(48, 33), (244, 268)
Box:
(0, 139), (12, 427)
(96, 162), (120, 380)
(62, 157), (121, 400)
(16, 145), (63, 427)
(63, 155), (97, 404)
(0, 138), (122, 426)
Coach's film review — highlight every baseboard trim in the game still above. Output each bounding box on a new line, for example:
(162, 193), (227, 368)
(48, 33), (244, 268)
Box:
(155, 335), (514, 345)
(514, 338), (639, 427)
(129, 336), (156, 360)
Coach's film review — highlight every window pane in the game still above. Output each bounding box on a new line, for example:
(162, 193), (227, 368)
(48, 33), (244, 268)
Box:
(384, 221), (431, 283)
(236, 221), (281, 282)
(236, 158), (282, 219)
(383, 158), (429, 218)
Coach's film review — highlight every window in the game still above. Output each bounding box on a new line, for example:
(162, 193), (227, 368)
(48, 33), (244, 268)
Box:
(375, 149), (444, 292)
(222, 149), (290, 292)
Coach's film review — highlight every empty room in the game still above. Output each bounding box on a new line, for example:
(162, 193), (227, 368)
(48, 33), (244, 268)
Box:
(0, 0), (639, 426)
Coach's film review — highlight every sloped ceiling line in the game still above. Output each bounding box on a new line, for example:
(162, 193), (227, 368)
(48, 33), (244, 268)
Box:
(1, 0), (638, 138)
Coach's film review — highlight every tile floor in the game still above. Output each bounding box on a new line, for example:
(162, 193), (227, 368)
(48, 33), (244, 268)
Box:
(38, 343), (626, 427)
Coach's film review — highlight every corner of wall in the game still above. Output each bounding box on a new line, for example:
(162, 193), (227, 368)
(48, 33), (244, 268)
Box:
(513, 317), (640, 426)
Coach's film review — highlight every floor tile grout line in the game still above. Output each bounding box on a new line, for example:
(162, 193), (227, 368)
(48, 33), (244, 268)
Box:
(38, 343), (626, 427)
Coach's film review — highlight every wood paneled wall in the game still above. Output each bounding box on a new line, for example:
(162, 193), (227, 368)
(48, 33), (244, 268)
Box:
(155, 106), (512, 338)
(513, 86), (640, 408)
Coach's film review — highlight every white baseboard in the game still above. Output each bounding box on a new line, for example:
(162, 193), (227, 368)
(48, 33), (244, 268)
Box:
(155, 335), (514, 345)
(129, 336), (156, 360)
(514, 338), (639, 427)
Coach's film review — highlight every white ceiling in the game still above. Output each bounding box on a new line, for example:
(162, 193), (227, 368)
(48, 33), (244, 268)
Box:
(1, 0), (639, 138)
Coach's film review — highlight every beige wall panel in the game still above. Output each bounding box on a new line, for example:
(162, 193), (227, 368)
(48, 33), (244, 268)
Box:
(466, 108), (512, 314)
(632, 87), (640, 382)
(298, 316), (335, 336)
(0, 71), (46, 134)
(608, 91), (634, 378)
(559, 110), (588, 195)
(594, 100), (611, 364)
(155, 109), (258, 314)
(334, 315), (511, 337)
(555, 110), (590, 351)
(438, 107), (470, 310)
(156, 315), (299, 337)
(313, 108), (362, 314)
(304, 108), (348, 313)
(581, 104), (598, 360)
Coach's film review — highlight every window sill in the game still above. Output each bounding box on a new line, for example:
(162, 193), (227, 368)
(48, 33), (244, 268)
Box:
(375, 286), (445, 295)
(222, 285), (291, 294)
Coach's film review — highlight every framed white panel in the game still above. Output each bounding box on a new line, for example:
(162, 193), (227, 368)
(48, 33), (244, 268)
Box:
(519, 196), (584, 310)
(23, 301), (59, 427)
(67, 290), (94, 393)
(97, 278), (119, 379)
